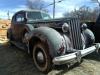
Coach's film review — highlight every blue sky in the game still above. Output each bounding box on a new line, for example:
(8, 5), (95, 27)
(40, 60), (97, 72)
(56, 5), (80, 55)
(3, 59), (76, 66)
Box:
(0, 0), (26, 8)
(0, 0), (99, 19)
(0, 0), (27, 19)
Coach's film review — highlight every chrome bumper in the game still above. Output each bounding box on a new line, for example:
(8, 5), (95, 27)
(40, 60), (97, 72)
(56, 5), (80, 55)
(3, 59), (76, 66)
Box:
(53, 43), (100, 65)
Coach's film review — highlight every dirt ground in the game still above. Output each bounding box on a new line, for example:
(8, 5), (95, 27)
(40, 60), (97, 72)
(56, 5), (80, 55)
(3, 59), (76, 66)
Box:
(0, 42), (100, 75)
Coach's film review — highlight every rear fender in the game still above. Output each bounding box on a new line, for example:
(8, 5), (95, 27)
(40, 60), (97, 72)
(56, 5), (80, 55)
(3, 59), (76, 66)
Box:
(7, 28), (12, 39)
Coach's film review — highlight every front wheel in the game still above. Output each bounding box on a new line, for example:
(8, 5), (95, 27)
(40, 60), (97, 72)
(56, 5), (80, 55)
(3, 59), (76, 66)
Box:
(33, 42), (52, 73)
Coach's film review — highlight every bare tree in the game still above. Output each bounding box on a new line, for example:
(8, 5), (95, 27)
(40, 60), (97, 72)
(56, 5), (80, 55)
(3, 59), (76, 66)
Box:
(64, 6), (99, 22)
(91, 0), (100, 7)
(27, 0), (46, 10)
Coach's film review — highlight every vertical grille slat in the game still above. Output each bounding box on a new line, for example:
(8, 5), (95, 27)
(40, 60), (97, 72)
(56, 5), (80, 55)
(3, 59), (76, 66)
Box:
(71, 19), (78, 49)
(70, 19), (76, 48)
(75, 18), (80, 49)
(68, 18), (82, 50)
(73, 18), (78, 49)
(77, 19), (82, 49)
(68, 20), (74, 48)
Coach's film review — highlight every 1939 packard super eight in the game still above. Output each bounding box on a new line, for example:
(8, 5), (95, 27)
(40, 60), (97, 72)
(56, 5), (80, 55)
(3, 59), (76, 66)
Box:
(7, 10), (100, 73)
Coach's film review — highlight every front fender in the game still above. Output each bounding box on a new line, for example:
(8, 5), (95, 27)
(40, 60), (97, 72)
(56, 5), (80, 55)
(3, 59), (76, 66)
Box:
(29, 27), (66, 58)
(82, 29), (95, 47)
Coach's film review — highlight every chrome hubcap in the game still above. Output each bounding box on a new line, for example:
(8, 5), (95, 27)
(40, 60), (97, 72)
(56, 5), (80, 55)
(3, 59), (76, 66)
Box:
(37, 51), (44, 63)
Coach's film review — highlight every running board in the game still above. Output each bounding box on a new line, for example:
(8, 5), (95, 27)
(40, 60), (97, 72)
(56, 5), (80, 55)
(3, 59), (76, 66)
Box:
(11, 41), (27, 51)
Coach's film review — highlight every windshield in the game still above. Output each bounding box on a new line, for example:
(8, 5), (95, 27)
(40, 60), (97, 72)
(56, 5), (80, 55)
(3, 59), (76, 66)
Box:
(27, 12), (42, 21)
(27, 11), (51, 21)
(41, 13), (51, 20)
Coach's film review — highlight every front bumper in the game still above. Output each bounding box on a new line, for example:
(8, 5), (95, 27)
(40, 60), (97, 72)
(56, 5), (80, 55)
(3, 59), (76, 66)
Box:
(53, 43), (100, 65)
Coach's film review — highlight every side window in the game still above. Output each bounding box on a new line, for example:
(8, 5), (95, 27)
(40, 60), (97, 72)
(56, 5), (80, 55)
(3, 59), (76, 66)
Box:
(16, 14), (24, 23)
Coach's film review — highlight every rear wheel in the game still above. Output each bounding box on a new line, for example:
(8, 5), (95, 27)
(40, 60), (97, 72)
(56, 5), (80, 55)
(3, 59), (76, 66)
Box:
(33, 42), (52, 73)
(7, 32), (14, 46)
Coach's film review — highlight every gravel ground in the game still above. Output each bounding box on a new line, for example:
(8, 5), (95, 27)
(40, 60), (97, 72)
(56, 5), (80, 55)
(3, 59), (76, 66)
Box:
(0, 42), (100, 75)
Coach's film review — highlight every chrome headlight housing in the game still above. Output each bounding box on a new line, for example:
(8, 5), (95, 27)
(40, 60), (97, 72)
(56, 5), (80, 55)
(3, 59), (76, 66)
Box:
(62, 23), (69, 32)
(81, 23), (87, 30)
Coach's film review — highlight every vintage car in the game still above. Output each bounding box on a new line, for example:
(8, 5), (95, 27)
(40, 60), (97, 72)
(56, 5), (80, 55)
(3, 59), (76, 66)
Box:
(7, 10), (100, 73)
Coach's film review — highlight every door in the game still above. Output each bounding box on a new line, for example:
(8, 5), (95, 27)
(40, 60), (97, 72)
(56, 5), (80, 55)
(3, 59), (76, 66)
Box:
(12, 12), (26, 41)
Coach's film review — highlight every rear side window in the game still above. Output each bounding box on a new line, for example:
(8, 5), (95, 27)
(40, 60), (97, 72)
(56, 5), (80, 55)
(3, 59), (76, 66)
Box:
(16, 14), (24, 23)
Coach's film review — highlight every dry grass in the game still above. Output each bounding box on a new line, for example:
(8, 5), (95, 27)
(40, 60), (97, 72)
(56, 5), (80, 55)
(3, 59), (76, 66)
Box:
(0, 38), (8, 44)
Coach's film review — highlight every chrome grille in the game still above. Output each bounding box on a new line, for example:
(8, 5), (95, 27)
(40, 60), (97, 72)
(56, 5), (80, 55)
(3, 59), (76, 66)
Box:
(68, 18), (83, 50)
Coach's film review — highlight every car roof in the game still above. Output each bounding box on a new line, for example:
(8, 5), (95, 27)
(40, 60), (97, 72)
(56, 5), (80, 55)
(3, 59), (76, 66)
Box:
(17, 9), (46, 13)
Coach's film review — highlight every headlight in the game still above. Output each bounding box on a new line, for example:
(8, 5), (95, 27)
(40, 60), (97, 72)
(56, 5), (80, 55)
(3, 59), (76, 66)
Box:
(81, 23), (87, 30)
(62, 23), (69, 32)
